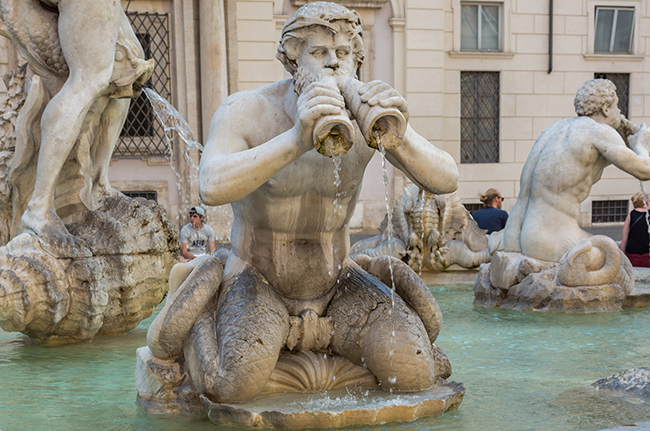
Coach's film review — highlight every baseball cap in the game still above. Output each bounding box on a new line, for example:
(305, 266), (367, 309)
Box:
(189, 206), (205, 217)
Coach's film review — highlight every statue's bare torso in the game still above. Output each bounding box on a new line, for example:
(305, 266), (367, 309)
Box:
(227, 80), (375, 300)
(504, 113), (650, 262)
(516, 117), (611, 260)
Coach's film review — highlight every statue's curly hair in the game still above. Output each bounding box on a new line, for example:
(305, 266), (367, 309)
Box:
(574, 79), (618, 117)
(276, 2), (365, 76)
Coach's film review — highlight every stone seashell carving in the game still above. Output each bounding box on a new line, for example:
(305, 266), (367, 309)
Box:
(261, 350), (378, 394)
(0, 194), (178, 343)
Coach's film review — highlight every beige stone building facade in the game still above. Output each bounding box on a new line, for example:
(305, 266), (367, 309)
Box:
(2, 0), (649, 238)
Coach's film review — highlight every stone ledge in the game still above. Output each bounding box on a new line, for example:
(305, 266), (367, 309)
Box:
(202, 382), (465, 429)
(291, 0), (389, 8)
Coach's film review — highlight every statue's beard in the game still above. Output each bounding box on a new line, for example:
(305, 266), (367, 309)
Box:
(293, 66), (354, 96)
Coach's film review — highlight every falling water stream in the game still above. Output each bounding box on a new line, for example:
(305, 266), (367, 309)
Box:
(142, 88), (231, 239)
(377, 142), (398, 387)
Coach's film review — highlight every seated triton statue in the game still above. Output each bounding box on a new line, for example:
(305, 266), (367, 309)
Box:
(503, 78), (650, 262)
(145, 1), (460, 405)
(475, 79), (650, 312)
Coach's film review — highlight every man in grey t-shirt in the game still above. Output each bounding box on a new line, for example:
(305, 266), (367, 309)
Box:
(180, 206), (216, 262)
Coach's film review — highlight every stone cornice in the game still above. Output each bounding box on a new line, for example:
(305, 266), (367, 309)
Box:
(291, 0), (389, 9)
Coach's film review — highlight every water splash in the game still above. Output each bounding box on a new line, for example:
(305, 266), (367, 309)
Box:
(143, 88), (202, 151)
(142, 88), (232, 240)
(325, 155), (344, 233)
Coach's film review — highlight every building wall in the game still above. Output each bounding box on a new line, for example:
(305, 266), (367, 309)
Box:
(2, 0), (644, 237)
(440, 0), (650, 226)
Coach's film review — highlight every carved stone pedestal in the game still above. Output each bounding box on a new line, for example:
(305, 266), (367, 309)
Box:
(0, 195), (178, 343)
(136, 346), (465, 428)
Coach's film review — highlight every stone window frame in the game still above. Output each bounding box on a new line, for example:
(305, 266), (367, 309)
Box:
(591, 199), (629, 223)
(594, 6), (636, 53)
(460, 71), (500, 164)
(451, 0), (512, 55)
(586, 0), (641, 56)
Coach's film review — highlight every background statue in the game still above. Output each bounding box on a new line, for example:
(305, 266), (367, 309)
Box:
(0, 0), (176, 343)
(137, 2), (464, 424)
(0, 0), (153, 255)
(350, 184), (501, 272)
(476, 79), (650, 313)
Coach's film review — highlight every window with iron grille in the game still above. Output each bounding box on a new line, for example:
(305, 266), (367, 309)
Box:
(463, 203), (483, 214)
(461, 3), (502, 51)
(114, 12), (171, 157)
(594, 7), (635, 54)
(122, 190), (158, 203)
(591, 200), (628, 223)
(594, 73), (630, 118)
(461, 71), (500, 164)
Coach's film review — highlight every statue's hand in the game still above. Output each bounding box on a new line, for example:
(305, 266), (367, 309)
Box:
(294, 81), (346, 152)
(358, 80), (409, 124)
(629, 123), (650, 157)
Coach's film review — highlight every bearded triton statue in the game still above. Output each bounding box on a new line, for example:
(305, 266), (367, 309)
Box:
(136, 2), (464, 427)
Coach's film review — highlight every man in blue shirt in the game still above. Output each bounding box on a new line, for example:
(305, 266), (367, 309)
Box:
(472, 188), (508, 234)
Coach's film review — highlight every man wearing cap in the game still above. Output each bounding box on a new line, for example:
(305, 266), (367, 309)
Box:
(179, 207), (216, 262)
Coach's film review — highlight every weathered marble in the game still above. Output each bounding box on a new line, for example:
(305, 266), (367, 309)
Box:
(137, 2), (462, 426)
(476, 79), (650, 313)
(351, 185), (499, 271)
(0, 194), (177, 343)
(0, 0), (173, 342)
(201, 382), (465, 429)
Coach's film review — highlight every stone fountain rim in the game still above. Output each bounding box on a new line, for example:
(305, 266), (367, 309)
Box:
(200, 381), (465, 429)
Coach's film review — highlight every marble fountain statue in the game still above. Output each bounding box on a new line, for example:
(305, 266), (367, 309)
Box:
(0, 0), (178, 343)
(475, 78), (650, 313)
(136, 2), (465, 428)
(350, 185), (502, 272)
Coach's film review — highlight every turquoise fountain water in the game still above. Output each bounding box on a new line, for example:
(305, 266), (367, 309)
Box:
(1, 284), (649, 431)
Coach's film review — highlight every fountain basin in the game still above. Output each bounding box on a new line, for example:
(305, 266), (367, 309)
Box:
(201, 383), (464, 428)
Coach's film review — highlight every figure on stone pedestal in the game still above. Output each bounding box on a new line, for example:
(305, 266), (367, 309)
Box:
(503, 79), (650, 262)
(0, 0), (175, 344)
(0, 0), (153, 256)
(142, 2), (462, 415)
(476, 79), (650, 312)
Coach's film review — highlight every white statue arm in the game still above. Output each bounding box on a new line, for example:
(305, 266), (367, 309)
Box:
(387, 125), (459, 194)
(199, 83), (346, 206)
(596, 124), (650, 181)
(354, 80), (458, 194)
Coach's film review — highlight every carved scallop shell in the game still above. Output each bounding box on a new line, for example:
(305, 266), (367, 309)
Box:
(261, 351), (378, 394)
(0, 233), (69, 340)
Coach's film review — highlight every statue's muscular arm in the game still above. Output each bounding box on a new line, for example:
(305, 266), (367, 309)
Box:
(594, 123), (650, 180)
(355, 81), (459, 194)
(387, 126), (459, 194)
(199, 82), (346, 206)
